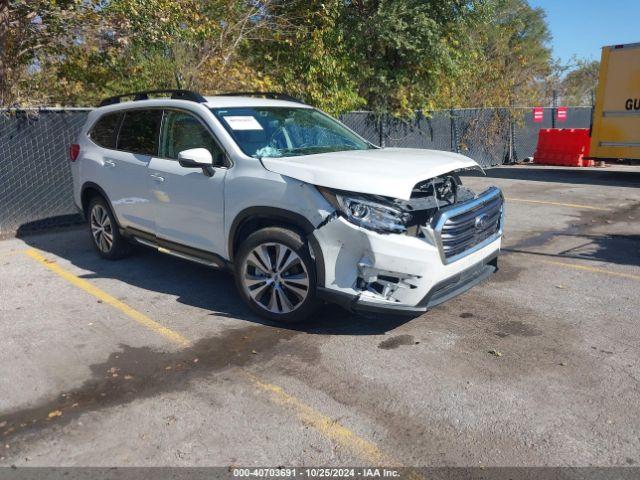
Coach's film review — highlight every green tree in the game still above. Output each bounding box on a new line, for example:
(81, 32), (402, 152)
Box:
(48, 0), (285, 105)
(253, 0), (481, 115)
(560, 59), (599, 106)
(0, 0), (8, 105)
(343, 0), (479, 115)
(248, 0), (363, 115)
(3, 0), (556, 112)
(1, 0), (86, 106)
(436, 0), (553, 108)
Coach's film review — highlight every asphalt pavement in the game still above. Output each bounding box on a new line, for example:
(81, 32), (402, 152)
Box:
(1, 164), (639, 467)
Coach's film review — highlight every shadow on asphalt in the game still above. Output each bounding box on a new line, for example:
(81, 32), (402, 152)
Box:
(0, 323), (303, 450)
(464, 166), (640, 187)
(504, 233), (640, 268)
(20, 228), (416, 336)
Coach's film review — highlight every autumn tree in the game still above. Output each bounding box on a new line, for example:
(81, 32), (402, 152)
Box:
(254, 0), (482, 115)
(0, 0), (8, 105)
(248, 0), (363, 114)
(436, 0), (553, 108)
(2, 0), (557, 112)
(46, 0), (296, 105)
(560, 59), (599, 106)
(343, 0), (480, 115)
(0, 0), (87, 106)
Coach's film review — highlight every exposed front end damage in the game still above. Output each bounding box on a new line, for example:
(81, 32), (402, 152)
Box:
(311, 170), (504, 315)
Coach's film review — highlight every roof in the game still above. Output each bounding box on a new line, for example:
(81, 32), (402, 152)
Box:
(96, 89), (311, 110)
(203, 96), (312, 109)
(91, 95), (313, 118)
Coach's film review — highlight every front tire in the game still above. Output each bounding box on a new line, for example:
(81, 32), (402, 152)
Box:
(88, 196), (131, 260)
(234, 227), (318, 324)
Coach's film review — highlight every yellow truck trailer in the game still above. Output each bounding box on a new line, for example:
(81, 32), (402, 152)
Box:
(590, 42), (640, 161)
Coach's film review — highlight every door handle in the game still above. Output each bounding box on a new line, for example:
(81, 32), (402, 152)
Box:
(150, 173), (165, 183)
(103, 160), (116, 168)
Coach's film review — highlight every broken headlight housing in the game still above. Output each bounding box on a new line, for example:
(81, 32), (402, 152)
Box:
(319, 188), (411, 233)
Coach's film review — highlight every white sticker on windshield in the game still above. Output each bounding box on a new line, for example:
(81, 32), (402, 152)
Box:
(223, 116), (263, 131)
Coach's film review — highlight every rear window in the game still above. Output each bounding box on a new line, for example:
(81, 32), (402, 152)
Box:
(117, 109), (162, 156)
(89, 112), (121, 149)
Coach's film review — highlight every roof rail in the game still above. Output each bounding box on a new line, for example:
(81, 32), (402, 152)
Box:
(214, 92), (306, 105)
(98, 89), (207, 107)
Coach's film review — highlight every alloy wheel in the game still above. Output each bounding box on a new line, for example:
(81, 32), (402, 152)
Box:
(90, 204), (113, 253)
(241, 242), (310, 314)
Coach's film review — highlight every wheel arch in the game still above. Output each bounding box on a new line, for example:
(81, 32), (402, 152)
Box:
(229, 207), (326, 287)
(80, 182), (113, 220)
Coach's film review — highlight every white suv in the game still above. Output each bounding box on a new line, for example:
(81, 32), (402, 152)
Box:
(70, 90), (503, 323)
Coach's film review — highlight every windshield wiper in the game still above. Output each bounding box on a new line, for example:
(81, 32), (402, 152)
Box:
(280, 145), (362, 156)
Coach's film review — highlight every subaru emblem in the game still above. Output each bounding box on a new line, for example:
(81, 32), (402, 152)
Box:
(475, 213), (489, 230)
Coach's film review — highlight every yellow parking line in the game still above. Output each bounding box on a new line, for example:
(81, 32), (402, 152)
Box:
(505, 197), (610, 211)
(541, 259), (640, 281)
(24, 248), (191, 347)
(24, 248), (407, 466)
(243, 371), (396, 466)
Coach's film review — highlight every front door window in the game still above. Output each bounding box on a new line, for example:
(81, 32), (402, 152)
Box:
(160, 111), (221, 160)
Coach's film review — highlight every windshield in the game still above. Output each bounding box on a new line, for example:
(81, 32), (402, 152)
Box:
(211, 107), (374, 158)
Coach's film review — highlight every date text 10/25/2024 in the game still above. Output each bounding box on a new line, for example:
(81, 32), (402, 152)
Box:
(232, 468), (401, 478)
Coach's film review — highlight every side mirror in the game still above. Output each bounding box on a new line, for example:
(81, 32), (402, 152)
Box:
(178, 148), (213, 168)
(178, 148), (217, 177)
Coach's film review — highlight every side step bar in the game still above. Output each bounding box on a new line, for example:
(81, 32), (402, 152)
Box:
(124, 229), (228, 270)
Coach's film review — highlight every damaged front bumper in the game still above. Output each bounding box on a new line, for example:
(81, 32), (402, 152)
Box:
(317, 252), (498, 315)
(312, 187), (504, 316)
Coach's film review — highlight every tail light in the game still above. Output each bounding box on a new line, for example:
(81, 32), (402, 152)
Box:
(69, 143), (80, 162)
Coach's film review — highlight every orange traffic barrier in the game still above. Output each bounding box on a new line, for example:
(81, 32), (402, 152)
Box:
(533, 128), (594, 167)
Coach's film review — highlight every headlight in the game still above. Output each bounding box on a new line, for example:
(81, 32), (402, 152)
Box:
(319, 188), (410, 233)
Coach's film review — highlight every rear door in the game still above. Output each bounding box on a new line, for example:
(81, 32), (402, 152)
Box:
(105, 109), (162, 232)
(82, 111), (122, 206)
(148, 109), (227, 255)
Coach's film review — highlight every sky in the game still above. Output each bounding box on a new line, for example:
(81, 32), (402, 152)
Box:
(528, 0), (639, 65)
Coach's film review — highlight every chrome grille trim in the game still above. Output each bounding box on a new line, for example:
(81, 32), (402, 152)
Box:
(431, 186), (504, 264)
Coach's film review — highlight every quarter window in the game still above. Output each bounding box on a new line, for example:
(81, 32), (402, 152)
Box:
(117, 109), (162, 156)
(89, 112), (121, 149)
(160, 110), (222, 160)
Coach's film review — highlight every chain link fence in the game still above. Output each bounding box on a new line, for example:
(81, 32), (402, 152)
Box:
(0, 106), (591, 236)
(0, 109), (91, 237)
(340, 106), (593, 167)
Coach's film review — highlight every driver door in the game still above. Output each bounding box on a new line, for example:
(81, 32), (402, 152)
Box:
(148, 109), (227, 255)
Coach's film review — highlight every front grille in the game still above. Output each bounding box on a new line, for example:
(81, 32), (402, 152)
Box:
(433, 187), (503, 262)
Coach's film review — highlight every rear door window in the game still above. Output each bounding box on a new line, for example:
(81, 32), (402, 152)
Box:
(117, 109), (162, 156)
(89, 112), (122, 149)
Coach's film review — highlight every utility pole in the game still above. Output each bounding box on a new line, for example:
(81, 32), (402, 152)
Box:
(378, 113), (386, 148)
(449, 108), (458, 153)
(507, 108), (517, 164)
(551, 89), (558, 129)
(589, 88), (596, 136)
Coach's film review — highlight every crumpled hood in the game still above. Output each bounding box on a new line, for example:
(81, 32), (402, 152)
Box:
(261, 148), (480, 200)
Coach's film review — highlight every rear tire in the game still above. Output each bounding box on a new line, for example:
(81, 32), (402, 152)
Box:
(88, 196), (132, 260)
(234, 227), (318, 324)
